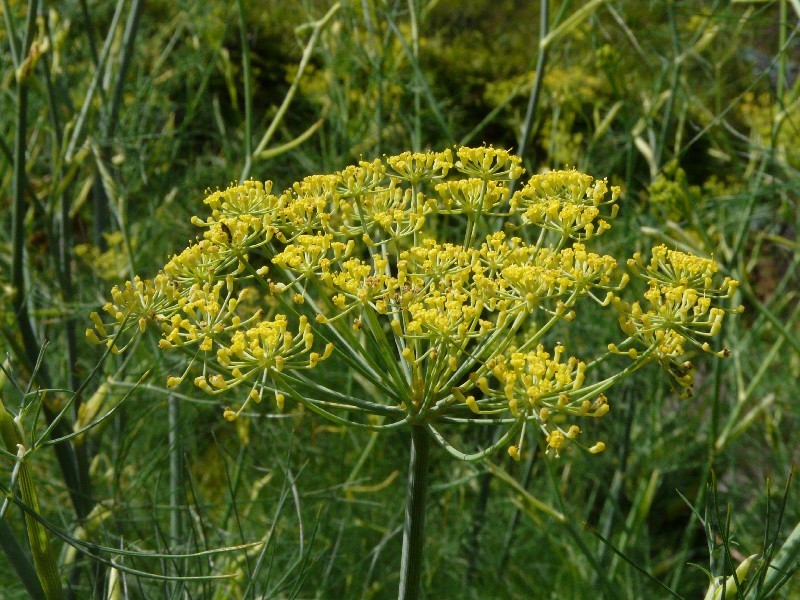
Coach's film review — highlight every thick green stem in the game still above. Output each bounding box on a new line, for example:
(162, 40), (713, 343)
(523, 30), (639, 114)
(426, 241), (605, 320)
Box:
(398, 425), (431, 600)
(0, 518), (46, 600)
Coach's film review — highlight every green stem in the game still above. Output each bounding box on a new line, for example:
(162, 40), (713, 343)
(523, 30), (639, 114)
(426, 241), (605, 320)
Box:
(168, 394), (185, 596)
(272, 372), (410, 432)
(10, 0), (39, 375)
(0, 517), (46, 600)
(427, 420), (523, 462)
(65, 0), (126, 162)
(514, 0), (549, 178)
(1, 0), (20, 65)
(360, 0), (379, 155)
(398, 425), (431, 600)
(39, 17), (91, 529)
(77, 0), (100, 67)
(17, 447), (63, 600)
(755, 515), (800, 598)
(408, 0), (421, 151)
(236, 0), (253, 180)
(39, 14), (72, 380)
(383, 14), (452, 142)
(93, 0), (144, 250)
(106, 0), (144, 134)
(654, 0), (680, 169)
(778, 0), (787, 101)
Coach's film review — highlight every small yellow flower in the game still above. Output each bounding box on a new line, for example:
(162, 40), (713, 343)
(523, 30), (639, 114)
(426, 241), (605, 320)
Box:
(546, 430), (566, 454)
(589, 442), (606, 454)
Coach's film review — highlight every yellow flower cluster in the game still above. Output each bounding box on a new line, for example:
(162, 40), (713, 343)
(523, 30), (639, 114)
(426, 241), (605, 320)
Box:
(207, 315), (334, 420)
(87, 146), (739, 459)
(613, 245), (742, 396)
(435, 179), (510, 217)
(454, 146), (525, 181)
(87, 274), (180, 353)
(485, 345), (608, 457)
(387, 150), (453, 184)
(511, 169), (620, 241)
(156, 277), (254, 353)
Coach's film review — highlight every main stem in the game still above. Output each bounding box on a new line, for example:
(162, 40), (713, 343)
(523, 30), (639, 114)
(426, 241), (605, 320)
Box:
(398, 424), (431, 600)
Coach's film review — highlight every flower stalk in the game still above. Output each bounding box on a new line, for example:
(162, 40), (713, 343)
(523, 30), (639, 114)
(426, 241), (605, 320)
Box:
(399, 425), (431, 600)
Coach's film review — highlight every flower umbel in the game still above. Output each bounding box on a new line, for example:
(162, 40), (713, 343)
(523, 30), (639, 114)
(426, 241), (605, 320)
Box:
(88, 147), (739, 459)
(612, 245), (742, 396)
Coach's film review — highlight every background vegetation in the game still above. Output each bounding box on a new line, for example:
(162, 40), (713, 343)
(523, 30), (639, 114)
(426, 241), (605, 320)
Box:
(1, 0), (798, 597)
